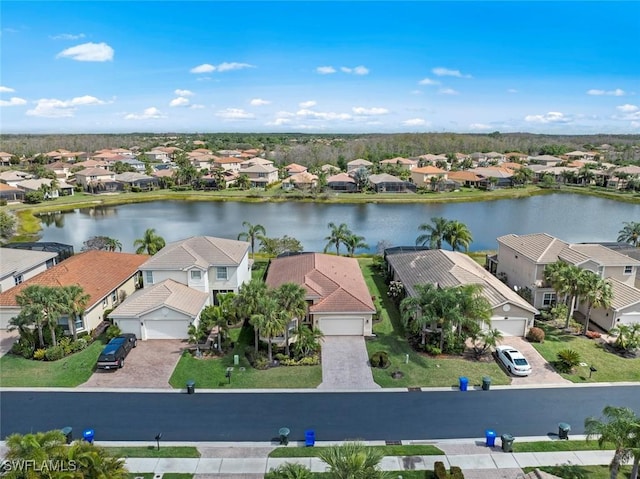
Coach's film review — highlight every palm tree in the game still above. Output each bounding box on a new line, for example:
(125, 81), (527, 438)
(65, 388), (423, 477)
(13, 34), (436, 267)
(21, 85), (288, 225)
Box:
(15, 285), (48, 348)
(415, 216), (450, 249)
(453, 283), (492, 335)
(133, 228), (166, 255)
(544, 261), (583, 328)
(512, 167), (534, 186)
(237, 221), (267, 256)
(324, 222), (351, 256)
(105, 237), (123, 252)
(40, 286), (67, 348)
(318, 442), (391, 479)
(629, 420), (640, 479)
(255, 296), (286, 363)
(4, 430), (67, 479)
(62, 284), (90, 341)
(618, 221), (640, 247)
(235, 279), (267, 322)
(344, 233), (369, 257)
(66, 440), (129, 478)
(443, 220), (473, 252)
(266, 462), (313, 479)
(580, 272), (613, 335)
(200, 305), (228, 353)
(274, 283), (307, 356)
(585, 405), (638, 479)
(291, 324), (324, 358)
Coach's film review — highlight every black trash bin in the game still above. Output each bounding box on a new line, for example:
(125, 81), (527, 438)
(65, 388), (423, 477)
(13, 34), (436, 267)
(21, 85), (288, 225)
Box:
(279, 427), (290, 446)
(501, 433), (514, 452)
(61, 427), (73, 444)
(186, 380), (195, 394)
(482, 376), (491, 391)
(558, 422), (571, 440)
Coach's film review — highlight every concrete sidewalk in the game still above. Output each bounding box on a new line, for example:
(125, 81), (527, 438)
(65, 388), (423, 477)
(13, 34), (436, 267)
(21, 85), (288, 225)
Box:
(114, 437), (614, 479)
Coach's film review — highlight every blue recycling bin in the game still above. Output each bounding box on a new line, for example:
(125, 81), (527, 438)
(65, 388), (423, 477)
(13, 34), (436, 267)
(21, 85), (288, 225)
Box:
(82, 429), (95, 444)
(485, 429), (496, 447)
(459, 376), (469, 391)
(305, 429), (315, 447)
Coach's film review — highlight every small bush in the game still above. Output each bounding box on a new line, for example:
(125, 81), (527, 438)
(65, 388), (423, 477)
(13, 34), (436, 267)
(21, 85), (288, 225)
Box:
(11, 340), (34, 359)
(450, 466), (465, 479)
(71, 339), (88, 352)
(527, 326), (545, 343)
(299, 356), (319, 366)
(59, 337), (73, 355)
(106, 324), (122, 340)
(274, 353), (289, 362)
(33, 348), (47, 360)
(369, 351), (390, 369)
(434, 461), (448, 479)
(556, 348), (581, 373)
(44, 345), (65, 361)
(425, 345), (442, 356)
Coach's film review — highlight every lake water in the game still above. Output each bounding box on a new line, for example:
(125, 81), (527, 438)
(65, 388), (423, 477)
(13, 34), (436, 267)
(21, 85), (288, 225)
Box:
(37, 194), (640, 253)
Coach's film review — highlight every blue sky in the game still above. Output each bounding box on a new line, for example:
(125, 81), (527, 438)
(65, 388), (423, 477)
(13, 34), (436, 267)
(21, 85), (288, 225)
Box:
(1, 1), (639, 134)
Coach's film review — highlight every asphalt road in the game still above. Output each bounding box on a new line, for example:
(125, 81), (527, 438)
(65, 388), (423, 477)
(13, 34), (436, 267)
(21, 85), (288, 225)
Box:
(1, 387), (639, 442)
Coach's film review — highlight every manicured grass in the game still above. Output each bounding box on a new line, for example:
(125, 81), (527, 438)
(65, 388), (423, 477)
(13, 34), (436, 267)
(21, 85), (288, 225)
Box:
(524, 465), (632, 479)
(107, 446), (200, 458)
(269, 444), (443, 458)
(530, 323), (640, 382)
(251, 259), (269, 281)
(161, 475), (194, 479)
(308, 471), (432, 479)
(0, 337), (106, 387)
(513, 440), (613, 453)
(358, 259), (510, 388)
(169, 324), (321, 389)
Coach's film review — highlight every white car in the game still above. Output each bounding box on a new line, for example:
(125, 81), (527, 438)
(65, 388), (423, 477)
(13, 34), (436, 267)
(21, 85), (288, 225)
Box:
(496, 345), (531, 376)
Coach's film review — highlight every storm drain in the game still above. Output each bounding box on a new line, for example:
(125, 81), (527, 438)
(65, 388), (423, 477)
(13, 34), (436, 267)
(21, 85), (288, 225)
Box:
(385, 440), (402, 446)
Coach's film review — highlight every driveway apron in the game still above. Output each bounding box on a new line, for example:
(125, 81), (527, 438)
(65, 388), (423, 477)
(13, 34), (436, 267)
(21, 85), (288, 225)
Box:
(0, 331), (18, 357)
(497, 337), (569, 385)
(318, 336), (380, 390)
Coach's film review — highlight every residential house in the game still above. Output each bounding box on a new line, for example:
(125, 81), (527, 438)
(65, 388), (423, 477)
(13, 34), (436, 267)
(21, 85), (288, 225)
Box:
(565, 151), (596, 161)
(410, 166), (448, 188)
(447, 171), (482, 188)
(346, 159), (373, 173)
(145, 150), (171, 163)
(471, 167), (514, 189)
(212, 157), (242, 172)
(16, 178), (74, 199)
(326, 173), (357, 192)
(240, 157), (274, 168)
(0, 171), (33, 187)
(217, 150), (243, 158)
(528, 155), (563, 166)
(119, 158), (146, 172)
(0, 248), (58, 293)
(0, 183), (24, 203)
(74, 167), (118, 192)
(320, 164), (340, 175)
(380, 157), (418, 171)
(115, 172), (158, 190)
(240, 164), (279, 188)
(45, 161), (75, 179)
(368, 173), (416, 193)
(417, 154), (448, 165)
(73, 159), (110, 170)
(282, 172), (318, 190)
(0, 152), (13, 167)
(265, 253), (376, 336)
(285, 163), (308, 176)
(386, 249), (538, 336)
(0, 251), (147, 332)
(486, 151), (506, 164)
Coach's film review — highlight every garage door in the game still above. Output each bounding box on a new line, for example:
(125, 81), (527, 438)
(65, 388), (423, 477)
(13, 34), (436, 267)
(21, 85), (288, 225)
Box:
(491, 318), (527, 337)
(318, 318), (363, 336)
(116, 319), (142, 339)
(143, 320), (190, 340)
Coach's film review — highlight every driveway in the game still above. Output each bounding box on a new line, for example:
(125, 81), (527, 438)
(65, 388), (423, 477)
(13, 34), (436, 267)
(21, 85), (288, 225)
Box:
(318, 336), (380, 390)
(79, 339), (185, 389)
(0, 330), (18, 357)
(496, 337), (569, 385)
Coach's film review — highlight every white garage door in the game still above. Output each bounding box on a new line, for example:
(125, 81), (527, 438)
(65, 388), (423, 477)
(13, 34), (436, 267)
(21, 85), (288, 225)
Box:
(116, 319), (142, 339)
(144, 320), (190, 340)
(491, 318), (527, 337)
(318, 318), (363, 336)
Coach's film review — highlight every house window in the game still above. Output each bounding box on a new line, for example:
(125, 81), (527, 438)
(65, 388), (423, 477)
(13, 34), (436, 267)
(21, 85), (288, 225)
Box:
(216, 267), (228, 280)
(103, 298), (108, 307)
(542, 292), (556, 307)
(14, 275), (23, 286)
(624, 266), (633, 275)
(145, 271), (154, 284)
(111, 291), (118, 303)
(191, 270), (202, 280)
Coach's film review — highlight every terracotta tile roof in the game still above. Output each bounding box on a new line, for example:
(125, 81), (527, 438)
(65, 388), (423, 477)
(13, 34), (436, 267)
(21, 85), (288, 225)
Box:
(0, 251), (148, 307)
(381, 157), (416, 165)
(447, 171), (481, 182)
(327, 173), (355, 183)
(413, 166), (447, 174)
(75, 167), (113, 176)
(501, 162), (524, 169)
(285, 163), (307, 173)
(266, 253), (375, 314)
(0, 183), (20, 192)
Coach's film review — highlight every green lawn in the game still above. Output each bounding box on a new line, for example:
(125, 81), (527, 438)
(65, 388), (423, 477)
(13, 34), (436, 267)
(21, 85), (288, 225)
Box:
(0, 337), (106, 387)
(269, 444), (443, 458)
(358, 259), (510, 388)
(513, 440), (612, 453)
(107, 446), (200, 458)
(524, 465), (632, 479)
(530, 323), (640, 382)
(169, 325), (321, 389)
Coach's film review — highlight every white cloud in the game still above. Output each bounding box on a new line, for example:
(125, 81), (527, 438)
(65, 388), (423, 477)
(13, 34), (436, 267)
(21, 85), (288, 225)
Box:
(418, 78), (439, 85)
(352, 107), (389, 116)
(507, 89), (518, 93)
(299, 100), (317, 108)
(216, 62), (255, 72)
(316, 66), (336, 74)
(0, 86), (16, 93)
(616, 104), (638, 113)
(439, 88), (459, 95)
(587, 88), (625, 96)
(267, 118), (292, 126)
(51, 33), (85, 40)
(341, 66), (369, 75)
(124, 107), (166, 120)
(432, 67), (471, 78)
(174, 89), (193, 97)
(216, 108), (255, 120)
(524, 111), (572, 124)
(469, 123), (492, 130)
(56, 42), (114, 62)
(402, 118), (429, 126)
(275, 111), (295, 119)
(250, 98), (271, 106)
(169, 97), (190, 107)
(0, 97), (27, 107)
(190, 104), (205, 110)
(190, 63), (216, 73)
(296, 109), (352, 121)
(26, 96), (106, 117)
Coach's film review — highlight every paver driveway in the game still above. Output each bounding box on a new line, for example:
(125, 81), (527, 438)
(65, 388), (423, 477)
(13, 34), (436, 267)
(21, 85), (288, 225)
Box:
(496, 337), (569, 385)
(318, 336), (380, 390)
(79, 339), (185, 389)
(0, 330), (18, 357)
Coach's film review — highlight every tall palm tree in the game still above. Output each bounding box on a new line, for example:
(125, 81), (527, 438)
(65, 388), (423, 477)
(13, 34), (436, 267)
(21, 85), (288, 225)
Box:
(200, 305), (228, 353)
(292, 324), (324, 358)
(133, 228), (166, 255)
(344, 233), (369, 257)
(40, 287), (67, 348)
(443, 220), (473, 252)
(324, 222), (351, 256)
(585, 405), (638, 479)
(618, 221), (640, 247)
(274, 283), (308, 356)
(66, 440), (129, 479)
(235, 279), (267, 322)
(318, 442), (391, 479)
(105, 237), (123, 252)
(415, 216), (450, 249)
(629, 420), (640, 479)
(453, 283), (491, 335)
(237, 221), (267, 256)
(253, 296), (286, 362)
(580, 272), (613, 335)
(62, 284), (90, 341)
(15, 285), (48, 348)
(4, 430), (67, 479)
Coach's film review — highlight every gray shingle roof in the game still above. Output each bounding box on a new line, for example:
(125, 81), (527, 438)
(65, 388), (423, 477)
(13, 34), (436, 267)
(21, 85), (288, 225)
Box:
(497, 233), (569, 263)
(387, 249), (538, 314)
(0, 248), (58, 278)
(562, 244), (640, 267)
(108, 279), (209, 318)
(608, 278), (640, 311)
(140, 236), (249, 270)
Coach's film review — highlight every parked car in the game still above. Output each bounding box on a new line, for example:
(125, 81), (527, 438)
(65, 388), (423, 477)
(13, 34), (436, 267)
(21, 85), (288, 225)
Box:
(496, 345), (531, 376)
(96, 334), (137, 370)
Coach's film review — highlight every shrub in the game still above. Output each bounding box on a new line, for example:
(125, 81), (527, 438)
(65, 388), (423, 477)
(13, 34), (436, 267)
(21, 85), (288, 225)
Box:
(59, 337), (73, 355)
(556, 349), (581, 373)
(299, 356), (319, 366)
(585, 330), (601, 339)
(11, 339), (34, 359)
(450, 466), (465, 479)
(274, 353), (289, 362)
(369, 351), (390, 369)
(44, 345), (65, 361)
(254, 357), (270, 370)
(425, 345), (442, 356)
(265, 463), (313, 479)
(106, 324), (122, 340)
(71, 339), (88, 352)
(33, 348), (47, 360)
(434, 461), (448, 479)
(527, 327), (545, 343)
